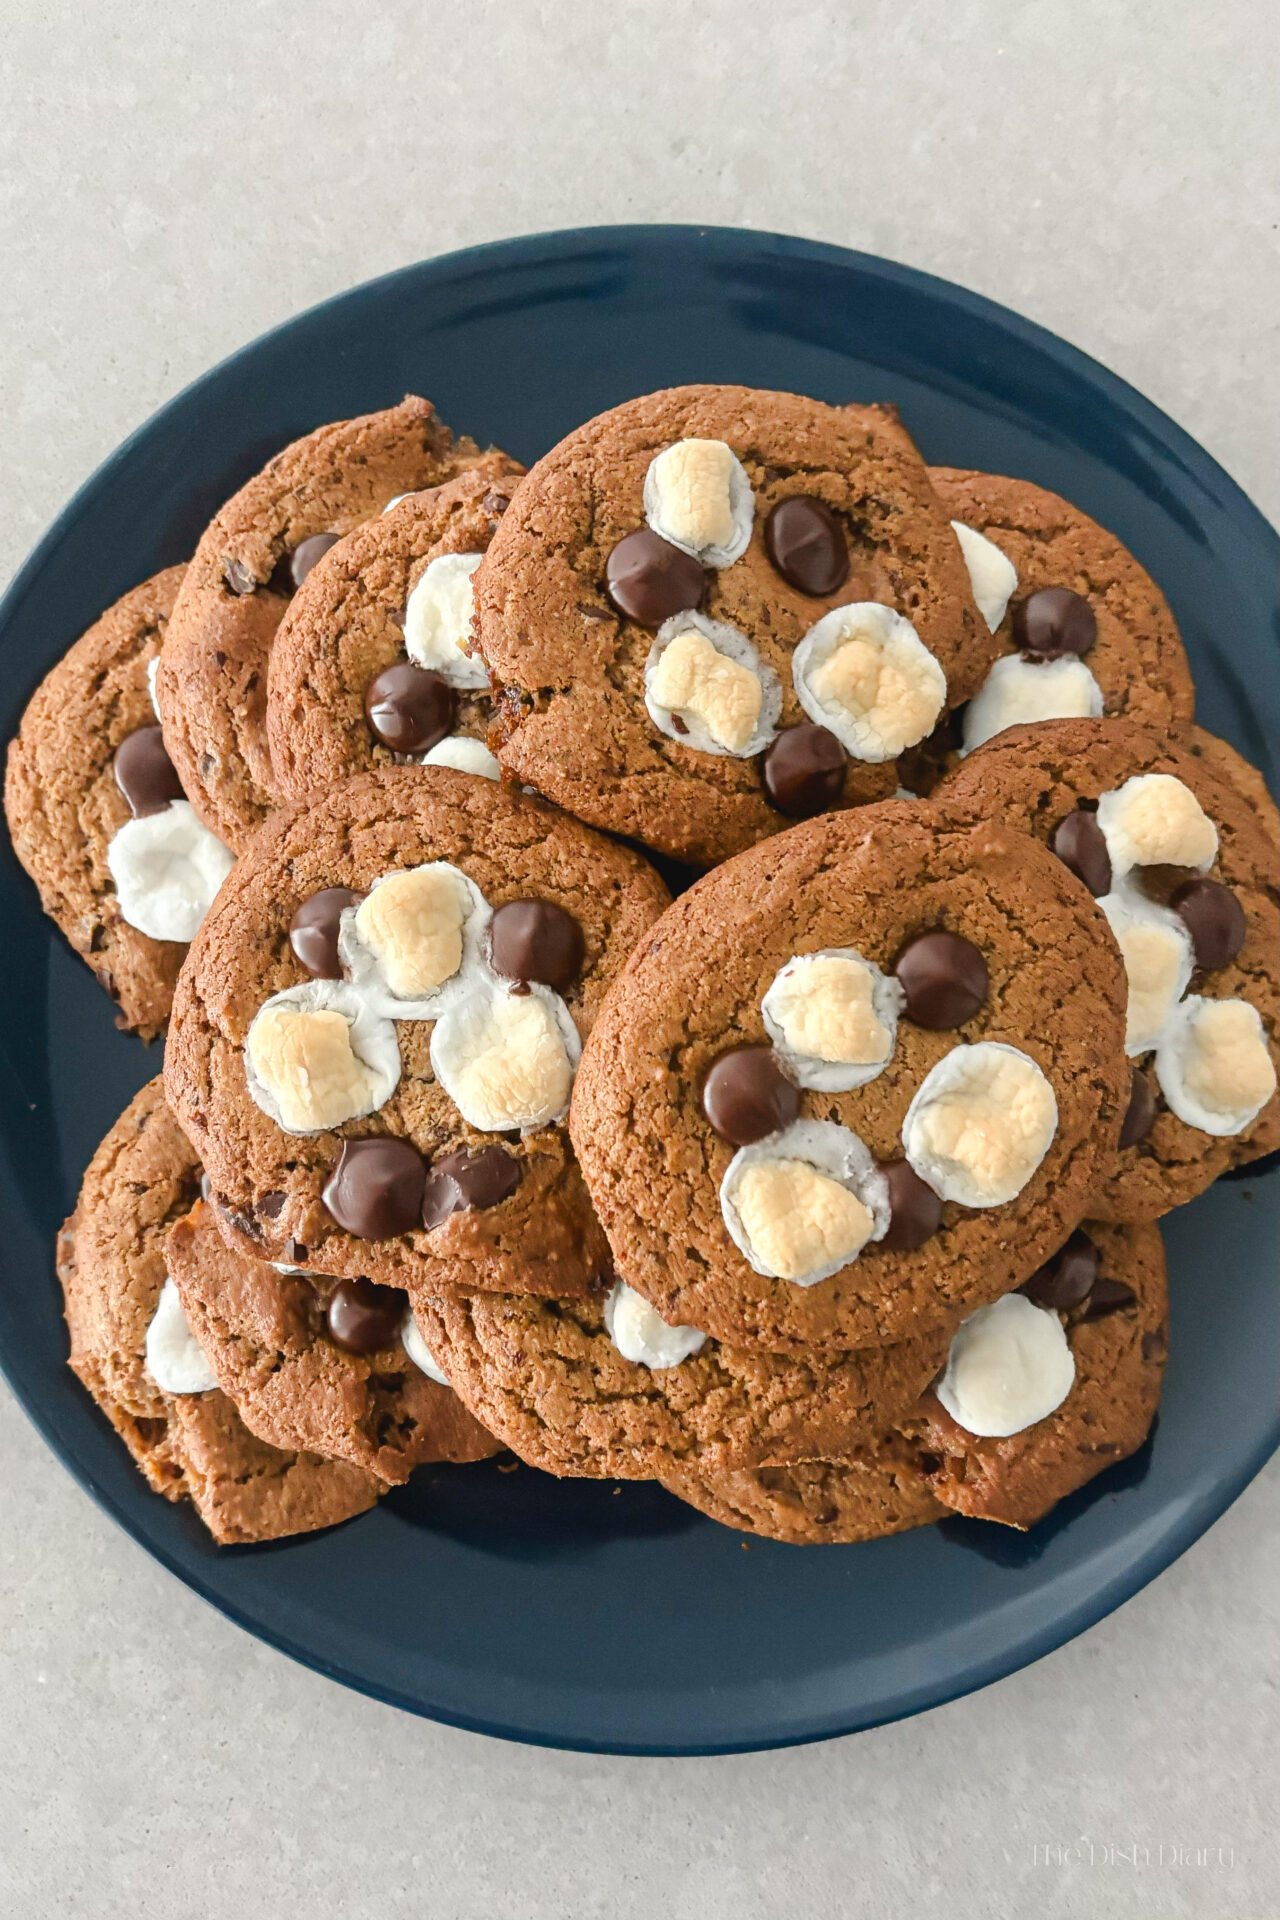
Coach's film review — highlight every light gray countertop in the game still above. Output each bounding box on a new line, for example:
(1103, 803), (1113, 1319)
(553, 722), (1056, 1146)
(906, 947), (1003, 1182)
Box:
(1, 5), (1276, 1915)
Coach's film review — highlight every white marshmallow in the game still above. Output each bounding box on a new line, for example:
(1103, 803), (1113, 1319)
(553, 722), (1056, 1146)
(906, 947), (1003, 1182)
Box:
(1155, 995), (1277, 1136)
(420, 734), (501, 780)
(792, 602), (946, 762)
(338, 862), (490, 1021)
(1098, 890), (1194, 1056)
(146, 654), (162, 721)
(403, 552), (489, 690)
(603, 1280), (707, 1370)
(644, 613), (781, 757)
(951, 522), (1018, 632)
(961, 652), (1103, 754)
(401, 1310), (450, 1386)
(936, 1293), (1076, 1437)
(902, 1042), (1058, 1209)
(106, 801), (234, 944)
(643, 437), (754, 566)
(720, 1119), (889, 1286)
(1096, 773), (1218, 879)
(761, 947), (904, 1091)
(430, 980), (579, 1133)
(144, 1279), (218, 1395)
(244, 981), (400, 1135)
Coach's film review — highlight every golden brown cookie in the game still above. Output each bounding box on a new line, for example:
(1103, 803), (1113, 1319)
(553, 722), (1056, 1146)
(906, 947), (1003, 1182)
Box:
(660, 1441), (946, 1544)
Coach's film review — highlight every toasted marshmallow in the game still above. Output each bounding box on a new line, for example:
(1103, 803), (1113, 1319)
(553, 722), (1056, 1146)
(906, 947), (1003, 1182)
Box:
(902, 1042), (1057, 1209)
(936, 1293), (1075, 1437)
(429, 980), (579, 1133)
(1096, 773), (1218, 879)
(144, 1278), (219, 1395)
(761, 948), (904, 1091)
(644, 613), (781, 757)
(403, 552), (489, 690)
(106, 802), (234, 944)
(961, 653), (1103, 754)
(1155, 995), (1277, 1136)
(338, 862), (490, 1020)
(245, 981), (400, 1135)
(951, 522), (1018, 632)
(792, 603), (946, 762)
(603, 1279), (707, 1369)
(720, 1119), (889, 1286)
(1098, 891), (1194, 1056)
(420, 735), (501, 780)
(643, 437), (754, 566)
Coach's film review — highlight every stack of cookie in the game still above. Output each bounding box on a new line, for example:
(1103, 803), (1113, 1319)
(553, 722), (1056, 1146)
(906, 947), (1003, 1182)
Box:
(7, 385), (1276, 1548)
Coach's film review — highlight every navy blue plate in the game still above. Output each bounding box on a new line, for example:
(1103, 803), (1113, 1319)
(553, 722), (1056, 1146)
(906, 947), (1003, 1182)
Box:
(0, 227), (1275, 1754)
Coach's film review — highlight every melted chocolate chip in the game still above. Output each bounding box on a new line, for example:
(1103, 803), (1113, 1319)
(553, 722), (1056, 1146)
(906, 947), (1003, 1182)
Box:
(878, 1159), (943, 1251)
(763, 497), (849, 596)
(487, 899), (585, 992)
(289, 888), (360, 980)
(112, 726), (184, 818)
(604, 528), (706, 627)
(1171, 876), (1247, 970)
(1021, 1230), (1100, 1309)
(760, 723), (847, 817)
(287, 532), (340, 589)
(1080, 1275), (1138, 1319)
(224, 558), (258, 595)
(1119, 1066), (1157, 1147)
(325, 1276), (409, 1354)
(1050, 806), (1112, 896)
(894, 930), (988, 1028)
(364, 662), (456, 753)
(701, 1046), (800, 1146)
(421, 1145), (522, 1229)
(322, 1137), (426, 1238)
(1012, 587), (1097, 656)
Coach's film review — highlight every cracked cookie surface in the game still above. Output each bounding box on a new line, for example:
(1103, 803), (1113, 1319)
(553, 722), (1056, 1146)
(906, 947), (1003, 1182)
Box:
(660, 1440), (946, 1544)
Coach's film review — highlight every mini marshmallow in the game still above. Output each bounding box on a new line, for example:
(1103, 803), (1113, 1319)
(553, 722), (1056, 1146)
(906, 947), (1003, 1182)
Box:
(761, 947), (904, 1091)
(645, 613), (781, 757)
(403, 552), (489, 689)
(144, 1278), (218, 1395)
(720, 1119), (889, 1286)
(338, 862), (490, 1020)
(106, 801), (234, 944)
(146, 654), (162, 720)
(643, 437), (754, 566)
(936, 1293), (1076, 1438)
(1155, 995), (1277, 1136)
(1098, 891), (1194, 1056)
(960, 652), (1103, 754)
(420, 734), (501, 780)
(401, 1310), (450, 1386)
(603, 1279), (707, 1369)
(430, 980), (579, 1133)
(951, 522), (1018, 633)
(245, 981), (400, 1135)
(1096, 773), (1218, 879)
(792, 603), (946, 762)
(902, 1042), (1057, 1209)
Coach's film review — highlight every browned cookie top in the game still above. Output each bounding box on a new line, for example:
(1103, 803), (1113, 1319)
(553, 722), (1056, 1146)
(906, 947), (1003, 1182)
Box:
(474, 386), (994, 865)
(935, 718), (1279, 1217)
(569, 803), (1129, 1354)
(660, 1441), (946, 1545)
(156, 396), (499, 849)
(1187, 724), (1280, 847)
(163, 766), (670, 1298)
(3, 566), (228, 1040)
(268, 460), (524, 803)
(58, 1077), (380, 1544)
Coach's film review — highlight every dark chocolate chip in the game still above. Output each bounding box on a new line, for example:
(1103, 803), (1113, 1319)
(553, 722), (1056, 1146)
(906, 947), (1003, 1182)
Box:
(112, 726), (184, 818)
(421, 1145), (522, 1229)
(1012, 587), (1097, 656)
(289, 887), (360, 980)
(894, 929), (988, 1028)
(487, 899), (585, 992)
(701, 1046), (800, 1146)
(1119, 1066), (1157, 1147)
(1021, 1230), (1100, 1309)
(325, 1275), (410, 1354)
(1050, 806), (1112, 896)
(257, 1190), (287, 1219)
(604, 528), (706, 627)
(763, 497), (849, 596)
(287, 1239), (308, 1265)
(322, 1137), (426, 1238)
(878, 1159), (943, 1251)
(760, 722), (847, 817)
(287, 532), (340, 589)
(1171, 876), (1247, 970)
(481, 489), (512, 516)
(364, 662), (456, 753)
(1081, 1275), (1138, 1319)
(224, 558), (258, 595)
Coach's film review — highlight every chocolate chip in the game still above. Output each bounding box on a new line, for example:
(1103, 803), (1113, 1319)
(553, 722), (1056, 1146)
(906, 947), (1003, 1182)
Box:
(1021, 1230), (1099, 1309)
(1050, 806), (1112, 896)
(894, 930), (988, 1028)
(1081, 1275), (1138, 1319)
(604, 529), (706, 627)
(1141, 1329), (1167, 1361)
(878, 1159), (943, 1251)
(421, 1145), (522, 1229)
(287, 1240), (308, 1264)
(763, 497), (849, 596)
(325, 1276), (409, 1354)
(257, 1190), (287, 1219)
(760, 723), (847, 817)
(112, 726), (184, 818)
(1171, 876), (1247, 970)
(1119, 1066), (1157, 1147)
(487, 899), (585, 992)
(364, 662), (456, 753)
(289, 888), (360, 980)
(287, 532), (340, 589)
(223, 558), (258, 595)
(701, 1046), (800, 1145)
(322, 1137), (426, 1238)
(481, 489), (512, 516)
(1012, 587), (1097, 656)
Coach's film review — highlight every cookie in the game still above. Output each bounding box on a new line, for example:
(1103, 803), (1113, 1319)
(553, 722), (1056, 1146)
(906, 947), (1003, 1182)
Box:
(570, 802), (1130, 1353)
(4, 567), (233, 1040)
(934, 717), (1279, 1216)
(58, 1078), (380, 1544)
(413, 1280), (948, 1480)
(1187, 725), (1280, 846)
(166, 1202), (499, 1483)
(156, 396), (501, 849)
(660, 1441), (946, 1545)
(163, 765), (670, 1298)
(474, 386), (995, 865)
(907, 1219), (1168, 1529)
(267, 461), (524, 803)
